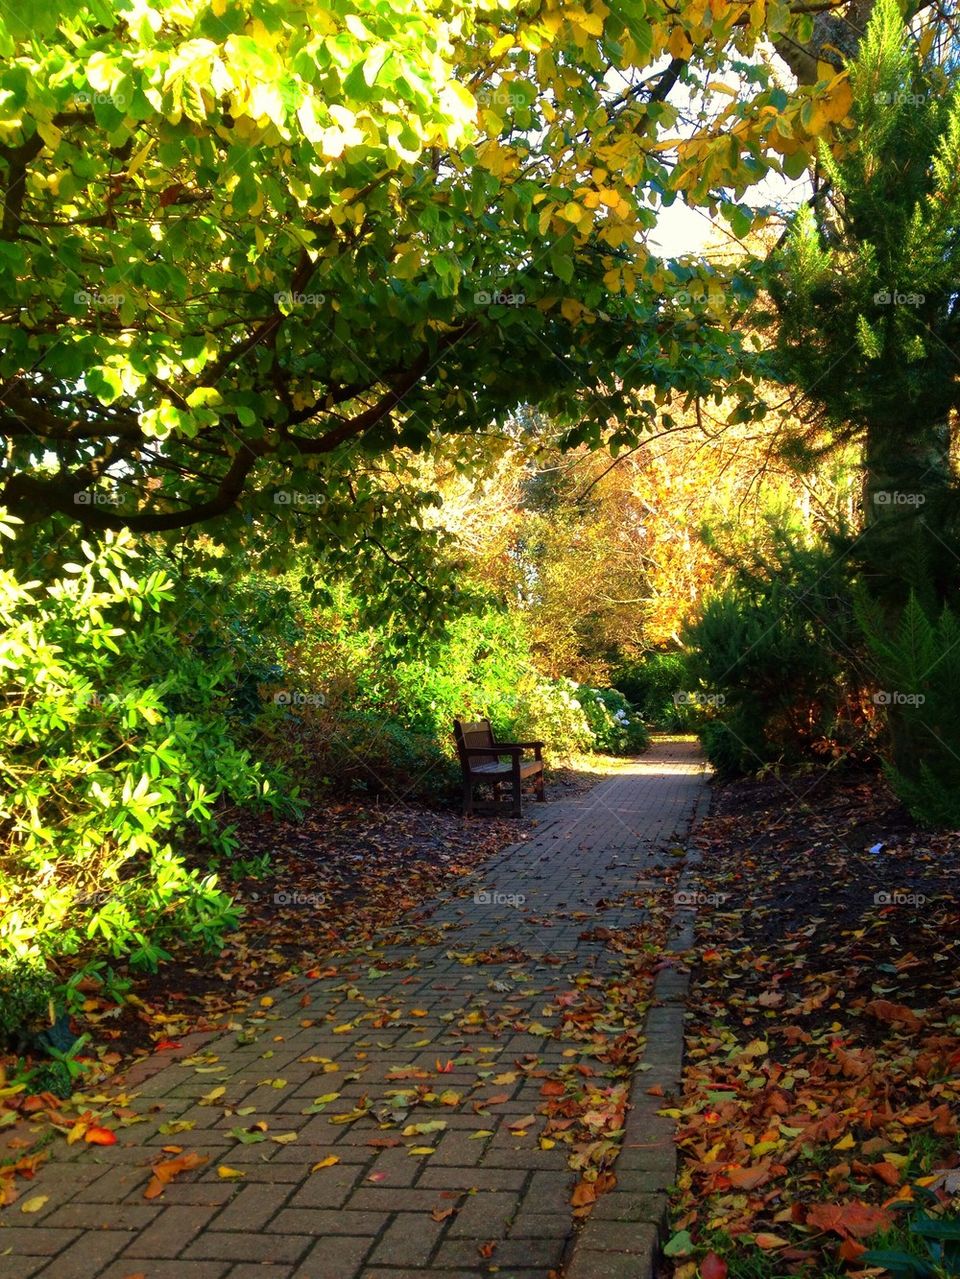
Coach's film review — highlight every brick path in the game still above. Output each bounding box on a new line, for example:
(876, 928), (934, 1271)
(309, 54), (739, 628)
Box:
(2, 739), (709, 1279)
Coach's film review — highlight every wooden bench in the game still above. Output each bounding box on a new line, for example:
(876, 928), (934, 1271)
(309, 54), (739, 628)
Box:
(453, 718), (545, 817)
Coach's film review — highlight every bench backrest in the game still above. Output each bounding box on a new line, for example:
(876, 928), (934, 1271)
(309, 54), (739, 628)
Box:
(453, 718), (495, 769)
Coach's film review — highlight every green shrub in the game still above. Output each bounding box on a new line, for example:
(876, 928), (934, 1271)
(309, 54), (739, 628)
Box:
(683, 530), (863, 778)
(0, 520), (296, 967)
(576, 686), (650, 754)
(0, 955), (56, 1048)
(857, 591), (960, 826)
(261, 593), (645, 796)
(611, 652), (695, 730)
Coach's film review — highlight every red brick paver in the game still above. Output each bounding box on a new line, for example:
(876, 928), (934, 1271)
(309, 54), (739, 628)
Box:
(0, 739), (708, 1279)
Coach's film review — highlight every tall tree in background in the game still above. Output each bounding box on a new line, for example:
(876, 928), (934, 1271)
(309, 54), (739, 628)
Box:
(768, 0), (960, 806)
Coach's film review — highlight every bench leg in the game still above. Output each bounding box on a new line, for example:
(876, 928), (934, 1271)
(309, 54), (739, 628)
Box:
(511, 771), (523, 818)
(535, 770), (546, 802)
(462, 778), (474, 816)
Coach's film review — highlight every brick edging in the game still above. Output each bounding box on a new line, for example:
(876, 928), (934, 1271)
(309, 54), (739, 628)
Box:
(563, 780), (711, 1279)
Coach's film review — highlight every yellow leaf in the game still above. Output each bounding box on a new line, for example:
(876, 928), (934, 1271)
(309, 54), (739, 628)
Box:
(126, 139), (155, 177)
(311, 1156), (340, 1170)
(668, 28), (693, 58)
(269, 1132), (298, 1144)
(217, 1166), (245, 1180)
(822, 78), (853, 123)
(833, 1133), (856, 1150)
(408, 1146), (436, 1155)
(20, 1195), (49, 1213)
(199, 1086), (226, 1105)
(260, 996), (274, 1008)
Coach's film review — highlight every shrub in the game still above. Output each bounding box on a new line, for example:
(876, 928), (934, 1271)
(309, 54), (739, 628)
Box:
(611, 652), (695, 730)
(683, 530), (864, 778)
(857, 591), (960, 826)
(577, 686), (650, 754)
(0, 521), (295, 968)
(261, 593), (647, 797)
(0, 955), (56, 1049)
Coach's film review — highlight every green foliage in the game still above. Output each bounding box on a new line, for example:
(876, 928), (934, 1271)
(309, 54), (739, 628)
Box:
(0, 520), (296, 967)
(259, 593), (648, 799)
(576, 686), (650, 755)
(770, 1), (960, 448)
(857, 590), (960, 826)
(0, 955), (56, 1048)
(683, 525), (862, 778)
(862, 1209), (960, 1277)
(612, 652), (695, 730)
(0, 0), (799, 597)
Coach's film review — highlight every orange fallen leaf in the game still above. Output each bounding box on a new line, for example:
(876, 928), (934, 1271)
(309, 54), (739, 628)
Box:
(754, 1233), (790, 1250)
(84, 1126), (118, 1146)
(143, 1152), (206, 1200)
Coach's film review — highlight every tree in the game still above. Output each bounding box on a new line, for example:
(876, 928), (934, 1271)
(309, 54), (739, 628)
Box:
(0, 0), (851, 577)
(767, 0), (960, 803)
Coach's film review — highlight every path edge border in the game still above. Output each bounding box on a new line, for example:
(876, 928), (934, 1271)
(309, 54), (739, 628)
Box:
(562, 778), (711, 1279)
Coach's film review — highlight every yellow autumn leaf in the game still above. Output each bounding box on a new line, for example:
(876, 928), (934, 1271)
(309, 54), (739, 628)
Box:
(311, 1156), (340, 1170)
(260, 996), (274, 1008)
(199, 1086), (226, 1105)
(668, 28), (693, 58)
(217, 1166), (245, 1180)
(822, 78), (853, 123)
(833, 1133), (856, 1150)
(408, 1146), (436, 1155)
(20, 1195), (49, 1213)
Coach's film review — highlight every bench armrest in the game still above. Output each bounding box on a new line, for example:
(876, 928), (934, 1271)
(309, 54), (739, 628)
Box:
(464, 746), (523, 756)
(497, 740), (544, 750)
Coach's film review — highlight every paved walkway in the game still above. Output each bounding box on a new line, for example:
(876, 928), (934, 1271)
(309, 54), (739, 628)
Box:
(2, 740), (709, 1279)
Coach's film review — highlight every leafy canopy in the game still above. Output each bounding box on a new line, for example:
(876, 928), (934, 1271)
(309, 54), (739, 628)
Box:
(1, 0), (848, 572)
